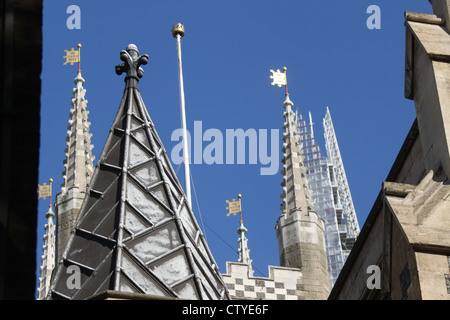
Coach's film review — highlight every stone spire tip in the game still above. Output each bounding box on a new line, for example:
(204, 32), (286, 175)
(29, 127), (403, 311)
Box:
(283, 94), (294, 109)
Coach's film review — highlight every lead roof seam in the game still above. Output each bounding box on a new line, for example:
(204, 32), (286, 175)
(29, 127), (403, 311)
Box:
(133, 87), (206, 299)
(113, 87), (133, 291)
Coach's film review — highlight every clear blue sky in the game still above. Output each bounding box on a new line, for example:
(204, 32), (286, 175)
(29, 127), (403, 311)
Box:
(36, 0), (433, 292)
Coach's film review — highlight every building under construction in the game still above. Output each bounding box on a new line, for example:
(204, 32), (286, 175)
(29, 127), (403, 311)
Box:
(296, 108), (360, 287)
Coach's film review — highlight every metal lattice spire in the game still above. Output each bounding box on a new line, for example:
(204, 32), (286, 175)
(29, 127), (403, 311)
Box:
(323, 107), (360, 240)
(50, 44), (229, 300)
(296, 110), (346, 287)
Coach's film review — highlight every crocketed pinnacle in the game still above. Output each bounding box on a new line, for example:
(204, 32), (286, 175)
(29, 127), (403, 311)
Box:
(37, 206), (56, 300)
(61, 70), (95, 194)
(237, 220), (252, 266)
(280, 94), (314, 215)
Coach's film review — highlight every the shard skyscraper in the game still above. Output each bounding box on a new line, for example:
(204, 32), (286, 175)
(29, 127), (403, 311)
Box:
(295, 107), (360, 287)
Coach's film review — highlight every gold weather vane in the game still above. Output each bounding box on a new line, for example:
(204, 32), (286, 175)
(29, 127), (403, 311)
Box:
(63, 44), (82, 72)
(37, 182), (51, 200)
(226, 194), (244, 222)
(38, 178), (53, 207)
(226, 198), (241, 217)
(270, 66), (289, 94)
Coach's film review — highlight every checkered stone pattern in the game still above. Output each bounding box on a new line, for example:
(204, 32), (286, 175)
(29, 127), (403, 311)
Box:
(222, 262), (305, 300)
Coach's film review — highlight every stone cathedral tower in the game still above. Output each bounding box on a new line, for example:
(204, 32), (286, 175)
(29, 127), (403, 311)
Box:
(222, 92), (331, 300)
(275, 93), (330, 299)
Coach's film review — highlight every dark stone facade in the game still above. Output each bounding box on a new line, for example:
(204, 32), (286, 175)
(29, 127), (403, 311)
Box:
(0, 0), (43, 299)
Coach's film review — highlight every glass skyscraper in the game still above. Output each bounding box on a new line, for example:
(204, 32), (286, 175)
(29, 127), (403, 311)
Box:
(296, 108), (360, 287)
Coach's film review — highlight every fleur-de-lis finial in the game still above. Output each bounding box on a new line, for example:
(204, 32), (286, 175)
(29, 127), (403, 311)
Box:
(115, 44), (149, 88)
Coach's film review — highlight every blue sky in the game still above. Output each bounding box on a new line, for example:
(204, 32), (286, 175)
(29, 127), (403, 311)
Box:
(36, 0), (433, 292)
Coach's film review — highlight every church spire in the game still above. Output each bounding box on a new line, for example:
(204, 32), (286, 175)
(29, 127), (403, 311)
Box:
(61, 53), (94, 193)
(235, 195), (252, 268)
(280, 94), (314, 215)
(269, 67), (314, 215)
(50, 44), (229, 300)
(272, 67), (330, 298)
(37, 178), (56, 300)
(55, 44), (95, 264)
(226, 194), (252, 269)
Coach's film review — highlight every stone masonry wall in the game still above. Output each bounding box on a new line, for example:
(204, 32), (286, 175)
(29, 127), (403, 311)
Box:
(222, 262), (307, 300)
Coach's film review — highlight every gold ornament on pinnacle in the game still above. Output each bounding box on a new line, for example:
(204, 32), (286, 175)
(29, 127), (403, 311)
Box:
(172, 23), (185, 38)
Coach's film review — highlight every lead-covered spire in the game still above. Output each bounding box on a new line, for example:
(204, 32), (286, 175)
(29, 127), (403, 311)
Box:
(50, 44), (229, 300)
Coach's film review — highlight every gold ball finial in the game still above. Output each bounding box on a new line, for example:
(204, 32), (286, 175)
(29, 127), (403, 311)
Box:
(78, 43), (82, 49)
(238, 194), (242, 199)
(172, 23), (185, 38)
(283, 66), (287, 72)
(49, 178), (53, 183)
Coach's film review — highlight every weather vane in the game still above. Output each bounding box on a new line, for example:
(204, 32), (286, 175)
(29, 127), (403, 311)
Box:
(270, 66), (289, 95)
(38, 178), (53, 208)
(63, 43), (82, 73)
(226, 194), (244, 224)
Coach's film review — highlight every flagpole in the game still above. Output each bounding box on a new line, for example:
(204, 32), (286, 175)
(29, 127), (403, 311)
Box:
(77, 43), (81, 73)
(49, 178), (53, 209)
(238, 194), (243, 224)
(172, 23), (192, 209)
(283, 67), (288, 95)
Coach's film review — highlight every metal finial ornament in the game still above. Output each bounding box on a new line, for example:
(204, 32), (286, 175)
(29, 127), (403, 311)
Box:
(172, 22), (185, 38)
(115, 44), (149, 87)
